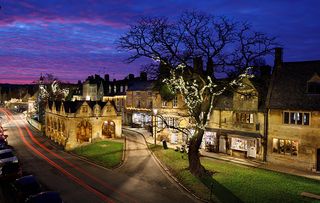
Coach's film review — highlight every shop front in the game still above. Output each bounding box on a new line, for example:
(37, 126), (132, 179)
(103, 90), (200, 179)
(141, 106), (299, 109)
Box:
(229, 136), (258, 158)
(131, 112), (152, 128)
(205, 128), (263, 161)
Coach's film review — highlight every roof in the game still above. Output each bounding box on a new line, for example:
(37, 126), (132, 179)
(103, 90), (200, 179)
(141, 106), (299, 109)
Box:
(268, 60), (320, 110)
(207, 128), (262, 138)
(48, 100), (118, 113)
(213, 76), (269, 111)
(127, 80), (154, 91)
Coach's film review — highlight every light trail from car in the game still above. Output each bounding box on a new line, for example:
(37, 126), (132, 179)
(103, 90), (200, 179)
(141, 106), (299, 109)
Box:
(13, 111), (136, 203)
(0, 108), (115, 203)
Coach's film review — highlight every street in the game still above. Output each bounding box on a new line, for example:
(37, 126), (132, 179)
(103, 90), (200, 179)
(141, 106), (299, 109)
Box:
(0, 108), (196, 203)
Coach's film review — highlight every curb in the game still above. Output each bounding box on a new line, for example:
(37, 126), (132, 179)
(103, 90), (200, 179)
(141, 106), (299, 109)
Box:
(123, 127), (209, 203)
(67, 137), (127, 171)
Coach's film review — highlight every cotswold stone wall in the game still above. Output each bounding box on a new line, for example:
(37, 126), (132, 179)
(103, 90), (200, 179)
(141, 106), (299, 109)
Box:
(267, 109), (320, 171)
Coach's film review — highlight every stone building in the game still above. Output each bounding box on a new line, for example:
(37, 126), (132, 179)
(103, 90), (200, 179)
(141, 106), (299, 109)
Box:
(45, 100), (122, 150)
(206, 76), (269, 161)
(125, 80), (154, 128)
(266, 48), (320, 171)
(125, 80), (190, 144)
(152, 92), (189, 144)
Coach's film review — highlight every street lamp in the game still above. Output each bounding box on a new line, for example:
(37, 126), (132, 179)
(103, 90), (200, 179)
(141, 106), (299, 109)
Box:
(153, 108), (158, 146)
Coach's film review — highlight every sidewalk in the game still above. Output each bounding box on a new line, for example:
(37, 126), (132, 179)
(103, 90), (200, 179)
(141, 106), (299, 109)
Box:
(124, 127), (320, 181)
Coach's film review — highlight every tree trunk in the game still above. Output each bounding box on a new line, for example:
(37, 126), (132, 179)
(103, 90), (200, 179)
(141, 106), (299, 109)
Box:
(188, 128), (208, 177)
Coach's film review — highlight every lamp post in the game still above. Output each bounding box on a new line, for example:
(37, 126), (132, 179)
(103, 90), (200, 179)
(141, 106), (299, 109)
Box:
(153, 108), (158, 146)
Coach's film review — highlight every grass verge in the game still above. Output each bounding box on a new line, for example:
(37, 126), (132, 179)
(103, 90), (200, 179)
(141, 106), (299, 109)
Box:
(72, 140), (124, 168)
(150, 145), (320, 203)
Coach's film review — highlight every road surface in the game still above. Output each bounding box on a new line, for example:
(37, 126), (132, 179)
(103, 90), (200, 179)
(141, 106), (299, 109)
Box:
(0, 108), (196, 203)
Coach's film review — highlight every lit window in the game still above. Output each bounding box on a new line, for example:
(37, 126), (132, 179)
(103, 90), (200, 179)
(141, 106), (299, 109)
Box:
(235, 112), (254, 124)
(272, 138), (298, 156)
(136, 100), (141, 108)
(283, 111), (309, 125)
(162, 100), (167, 107)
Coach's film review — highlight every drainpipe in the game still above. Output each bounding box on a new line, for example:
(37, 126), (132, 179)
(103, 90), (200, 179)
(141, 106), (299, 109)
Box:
(216, 109), (222, 152)
(263, 109), (268, 162)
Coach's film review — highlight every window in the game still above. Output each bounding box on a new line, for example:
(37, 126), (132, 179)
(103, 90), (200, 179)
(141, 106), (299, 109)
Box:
(108, 85), (111, 93)
(114, 85), (117, 93)
(136, 100), (141, 108)
(82, 106), (88, 113)
(307, 82), (320, 94)
(173, 96), (178, 107)
(283, 111), (310, 125)
(162, 100), (167, 107)
(272, 138), (298, 156)
(120, 85), (123, 92)
(235, 112), (254, 124)
(240, 94), (253, 100)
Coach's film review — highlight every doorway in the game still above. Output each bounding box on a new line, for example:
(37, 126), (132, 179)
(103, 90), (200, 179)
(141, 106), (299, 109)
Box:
(102, 121), (115, 138)
(317, 148), (320, 171)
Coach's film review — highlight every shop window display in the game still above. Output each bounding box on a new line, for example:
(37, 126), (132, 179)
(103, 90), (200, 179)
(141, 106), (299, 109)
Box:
(272, 138), (298, 156)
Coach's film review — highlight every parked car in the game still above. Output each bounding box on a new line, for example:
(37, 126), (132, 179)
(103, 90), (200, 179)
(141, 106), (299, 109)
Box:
(0, 134), (8, 145)
(0, 148), (18, 167)
(25, 191), (64, 203)
(11, 175), (41, 202)
(0, 162), (22, 181)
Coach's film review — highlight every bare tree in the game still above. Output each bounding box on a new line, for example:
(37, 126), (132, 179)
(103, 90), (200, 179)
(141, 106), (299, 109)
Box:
(34, 74), (69, 124)
(119, 11), (277, 177)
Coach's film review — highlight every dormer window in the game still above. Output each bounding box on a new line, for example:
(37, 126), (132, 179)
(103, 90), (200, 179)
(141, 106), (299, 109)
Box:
(307, 73), (320, 94)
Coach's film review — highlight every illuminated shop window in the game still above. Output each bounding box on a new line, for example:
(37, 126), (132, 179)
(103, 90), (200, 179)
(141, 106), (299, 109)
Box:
(272, 138), (298, 156)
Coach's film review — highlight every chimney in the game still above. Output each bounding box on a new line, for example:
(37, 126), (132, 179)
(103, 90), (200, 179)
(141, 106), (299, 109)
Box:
(128, 74), (134, 80)
(274, 47), (283, 69)
(193, 57), (203, 74)
(140, 72), (147, 81)
(206, 58), (214, 76)
(104, 74), (109, 82)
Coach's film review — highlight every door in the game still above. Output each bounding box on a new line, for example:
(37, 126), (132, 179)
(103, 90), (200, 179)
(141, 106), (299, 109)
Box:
(317, 148), (320, 171)
(219, 136), (226, 153)
(102, 121), (115, 138)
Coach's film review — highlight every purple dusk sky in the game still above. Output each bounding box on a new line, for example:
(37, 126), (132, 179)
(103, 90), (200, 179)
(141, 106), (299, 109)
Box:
(0, 0), (319, 84)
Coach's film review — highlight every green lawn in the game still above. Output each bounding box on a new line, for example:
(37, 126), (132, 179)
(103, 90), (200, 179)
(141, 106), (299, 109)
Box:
(150, 145), (320, 203)
(72, 140), (124, 168)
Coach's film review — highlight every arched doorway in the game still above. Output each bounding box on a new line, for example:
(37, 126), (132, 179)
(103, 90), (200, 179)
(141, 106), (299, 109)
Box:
(102, 121), (115, 138)
(76, 120), (92, 142)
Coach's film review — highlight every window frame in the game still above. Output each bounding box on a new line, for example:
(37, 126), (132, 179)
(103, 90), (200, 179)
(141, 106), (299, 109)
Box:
(173, 96), (178, 108)
(162, 100), (167, 107)
(283, 111), (310, 126)
(235, 112), (254, 124)
(272, 138), (298, 156)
